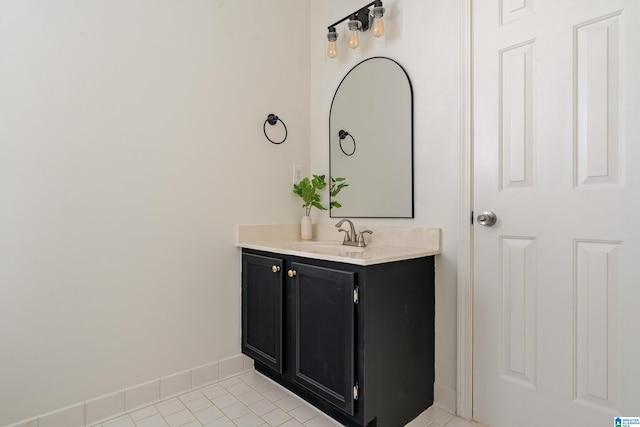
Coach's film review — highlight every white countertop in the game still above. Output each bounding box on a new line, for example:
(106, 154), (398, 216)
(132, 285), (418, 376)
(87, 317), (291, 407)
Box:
(237, 224), (441, 266)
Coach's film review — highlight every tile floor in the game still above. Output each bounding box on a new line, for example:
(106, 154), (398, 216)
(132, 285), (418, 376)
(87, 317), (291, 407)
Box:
(92, 371), (476, 427)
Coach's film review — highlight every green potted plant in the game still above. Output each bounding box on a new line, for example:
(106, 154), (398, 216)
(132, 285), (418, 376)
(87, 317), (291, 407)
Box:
(293, 174), (348, 240)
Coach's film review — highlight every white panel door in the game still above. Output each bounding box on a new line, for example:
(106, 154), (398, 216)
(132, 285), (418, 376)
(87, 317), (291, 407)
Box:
(473, 1), (640, 426)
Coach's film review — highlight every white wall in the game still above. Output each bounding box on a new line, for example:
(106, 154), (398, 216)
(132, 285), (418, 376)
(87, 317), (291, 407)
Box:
(0, 0), (463, 423)
(0, 1), (310, 424)
(309, 0), (461, 411)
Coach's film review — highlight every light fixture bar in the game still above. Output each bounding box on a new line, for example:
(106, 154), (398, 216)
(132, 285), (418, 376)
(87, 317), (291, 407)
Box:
(326, 0), (381, 32)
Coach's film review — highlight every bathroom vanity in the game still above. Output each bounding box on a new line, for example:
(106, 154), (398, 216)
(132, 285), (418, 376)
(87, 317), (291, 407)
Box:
(237, 224), (440, 427)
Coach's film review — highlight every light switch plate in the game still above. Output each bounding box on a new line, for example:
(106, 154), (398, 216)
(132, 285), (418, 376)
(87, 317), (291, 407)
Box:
(293, 165), (304, 184)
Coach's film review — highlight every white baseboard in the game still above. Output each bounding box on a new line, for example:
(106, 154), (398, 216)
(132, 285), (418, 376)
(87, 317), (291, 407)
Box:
(6, 354), (253, 427)
(9, 357), (449, 427)
(434, 382), (457, 415)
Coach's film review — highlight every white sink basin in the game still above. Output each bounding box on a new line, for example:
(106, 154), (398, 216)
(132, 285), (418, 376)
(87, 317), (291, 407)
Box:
(290, 241), (366, 254)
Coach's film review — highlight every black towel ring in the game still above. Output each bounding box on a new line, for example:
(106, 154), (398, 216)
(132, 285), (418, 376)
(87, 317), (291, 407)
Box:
(263, 114), (288, 145)
(338, 130), (356, 156)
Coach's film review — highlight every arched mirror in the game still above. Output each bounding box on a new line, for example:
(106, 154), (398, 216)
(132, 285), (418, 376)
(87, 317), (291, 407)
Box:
(329, 57), (413, 218)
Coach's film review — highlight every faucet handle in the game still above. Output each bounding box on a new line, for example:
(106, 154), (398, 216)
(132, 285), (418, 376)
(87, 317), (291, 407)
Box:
(338, 228), (351, 242)
(358, 230), (373, 246)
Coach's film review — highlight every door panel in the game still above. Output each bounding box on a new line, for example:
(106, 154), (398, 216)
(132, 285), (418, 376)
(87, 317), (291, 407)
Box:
(242, 253), (283, 373)
(290, 262), (356, 416)
(473, 1), (640, 426)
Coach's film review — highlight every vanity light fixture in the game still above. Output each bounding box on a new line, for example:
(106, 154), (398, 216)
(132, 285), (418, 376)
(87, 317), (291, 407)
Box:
(326, 0), (386, 59)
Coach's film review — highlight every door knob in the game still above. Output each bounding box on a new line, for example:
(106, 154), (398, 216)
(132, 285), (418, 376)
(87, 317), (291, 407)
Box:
(271, 265), (280, 273)
(287, 270), (297, 278)
(477, 211), (497, 227)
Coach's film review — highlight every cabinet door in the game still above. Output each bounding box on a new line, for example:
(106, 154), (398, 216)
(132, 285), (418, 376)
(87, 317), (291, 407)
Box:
(290, 262), (356, 415)
(242, 253), (283, 373)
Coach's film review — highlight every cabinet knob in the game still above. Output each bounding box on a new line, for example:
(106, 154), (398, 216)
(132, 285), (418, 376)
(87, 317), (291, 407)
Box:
(287, 269), (297, 278)
(272, 265), (280, 273)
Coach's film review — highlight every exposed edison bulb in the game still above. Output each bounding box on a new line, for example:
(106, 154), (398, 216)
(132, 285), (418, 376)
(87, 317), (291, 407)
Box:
(371, 6), (385, 37)
(372, 17), (384, 37)
(326, 28), (338, 59)
(348, 20), (361, 49)
(348, 30), (360, 49)
(327, 40), (338, 58)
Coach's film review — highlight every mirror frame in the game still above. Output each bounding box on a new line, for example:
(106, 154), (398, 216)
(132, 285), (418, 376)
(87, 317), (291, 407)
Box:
(329, 56), (414, 218)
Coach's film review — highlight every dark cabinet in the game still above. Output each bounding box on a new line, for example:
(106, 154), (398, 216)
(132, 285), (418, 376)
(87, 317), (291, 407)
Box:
(241, 253), (283, 373)
(291, 262), (357, 415)
(241, 248), (435, 427)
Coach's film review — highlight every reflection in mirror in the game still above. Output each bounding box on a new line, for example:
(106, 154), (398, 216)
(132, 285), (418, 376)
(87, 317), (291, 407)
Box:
(330, 57), (413, 218)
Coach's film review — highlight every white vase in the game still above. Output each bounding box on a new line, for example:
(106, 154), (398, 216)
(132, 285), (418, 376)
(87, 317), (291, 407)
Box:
(301, 215), (312, 240)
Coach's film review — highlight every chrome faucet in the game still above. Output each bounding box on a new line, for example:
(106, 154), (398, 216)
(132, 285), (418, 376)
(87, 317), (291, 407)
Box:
(335, 219), (373, 247)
